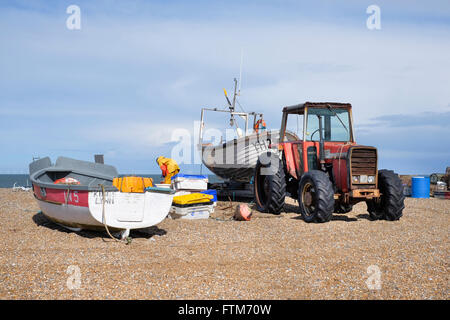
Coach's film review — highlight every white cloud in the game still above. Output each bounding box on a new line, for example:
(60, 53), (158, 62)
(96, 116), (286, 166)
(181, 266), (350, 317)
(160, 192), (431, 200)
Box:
(78, 121), (196, 148)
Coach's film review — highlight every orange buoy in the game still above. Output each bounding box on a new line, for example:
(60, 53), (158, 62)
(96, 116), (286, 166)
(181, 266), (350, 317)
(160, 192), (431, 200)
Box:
(54, 177), (80, 185)
(234, 203), (252, 221)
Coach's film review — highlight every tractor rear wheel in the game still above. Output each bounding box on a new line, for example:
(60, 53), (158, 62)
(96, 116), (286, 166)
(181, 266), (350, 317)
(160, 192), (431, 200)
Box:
(298, 170), (334, 223)
(366, 169), (405, 221)
(254, 158), (286, 214)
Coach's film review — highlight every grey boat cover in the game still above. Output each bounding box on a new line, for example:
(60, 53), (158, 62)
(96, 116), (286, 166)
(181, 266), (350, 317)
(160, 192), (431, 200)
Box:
(29, 156), (119, 191)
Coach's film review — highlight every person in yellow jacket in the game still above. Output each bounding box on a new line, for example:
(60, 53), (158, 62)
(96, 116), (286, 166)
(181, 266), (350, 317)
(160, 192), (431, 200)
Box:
(156, 156), (180, 184)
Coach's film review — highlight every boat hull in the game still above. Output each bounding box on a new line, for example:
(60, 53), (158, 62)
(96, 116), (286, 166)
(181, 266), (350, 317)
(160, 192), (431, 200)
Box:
(34, 186), (174, 231)
(36, 199), (108, 231)
(201, 130), (280, 182)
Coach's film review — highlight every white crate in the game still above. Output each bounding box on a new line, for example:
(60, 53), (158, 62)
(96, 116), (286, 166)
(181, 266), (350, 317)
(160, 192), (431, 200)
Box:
(155, 183), (171, 188)
(173, 190), (191, 197)
(171, 175), (208, 191)
(169, 203), (214, 220)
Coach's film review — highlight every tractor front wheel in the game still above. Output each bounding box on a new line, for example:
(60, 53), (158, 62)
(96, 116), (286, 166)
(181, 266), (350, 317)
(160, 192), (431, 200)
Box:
(366, 169), (405, 221)
(298, 170), (334, 223)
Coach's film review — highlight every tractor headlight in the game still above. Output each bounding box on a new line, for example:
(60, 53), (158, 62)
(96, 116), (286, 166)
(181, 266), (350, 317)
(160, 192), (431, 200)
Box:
(368, 175), (375, 183)
(352, 175), (360, 183)
(360, 175), (368, 183)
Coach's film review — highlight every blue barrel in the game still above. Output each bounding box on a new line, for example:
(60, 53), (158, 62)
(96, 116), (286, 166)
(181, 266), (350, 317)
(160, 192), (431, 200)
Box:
(411, 176), (430, 198)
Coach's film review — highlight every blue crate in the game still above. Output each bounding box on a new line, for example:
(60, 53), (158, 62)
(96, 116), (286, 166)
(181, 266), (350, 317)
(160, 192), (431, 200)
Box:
(200, 189), (217, 202)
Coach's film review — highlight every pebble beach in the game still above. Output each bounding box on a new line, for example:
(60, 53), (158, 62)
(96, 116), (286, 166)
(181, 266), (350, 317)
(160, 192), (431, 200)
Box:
(0, 188), (448, 300)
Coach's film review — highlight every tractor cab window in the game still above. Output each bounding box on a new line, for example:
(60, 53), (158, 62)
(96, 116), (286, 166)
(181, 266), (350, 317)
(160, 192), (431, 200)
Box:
(284, 113), (304, 141)
(305, 108), (351, 142)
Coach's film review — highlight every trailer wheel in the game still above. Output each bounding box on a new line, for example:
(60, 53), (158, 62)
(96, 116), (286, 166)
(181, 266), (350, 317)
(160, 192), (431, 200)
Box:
(298, 170), (334, 223)
(254, 156), (286, 214)
(366, 169), (405, 221)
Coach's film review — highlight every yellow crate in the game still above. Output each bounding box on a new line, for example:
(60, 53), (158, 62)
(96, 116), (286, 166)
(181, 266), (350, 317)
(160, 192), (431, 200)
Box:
(113, 176), (153, 193)
(172, 193), (213, 205)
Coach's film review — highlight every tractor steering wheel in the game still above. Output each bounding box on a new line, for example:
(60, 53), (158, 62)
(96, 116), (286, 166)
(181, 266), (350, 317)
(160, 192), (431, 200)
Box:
(310, 129), (320, 141)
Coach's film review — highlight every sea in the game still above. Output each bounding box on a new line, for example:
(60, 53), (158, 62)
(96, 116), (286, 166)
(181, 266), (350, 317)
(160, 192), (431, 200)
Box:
(0, 174), (223, 188)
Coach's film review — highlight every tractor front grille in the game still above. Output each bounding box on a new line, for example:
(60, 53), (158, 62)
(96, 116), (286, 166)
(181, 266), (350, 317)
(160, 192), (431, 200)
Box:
(349, 147), (377, 189)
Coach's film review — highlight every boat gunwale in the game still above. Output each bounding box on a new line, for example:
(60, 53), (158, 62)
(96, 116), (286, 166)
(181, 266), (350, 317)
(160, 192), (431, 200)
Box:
(36, 167), (115, 181)
(30, 167), (117, 192)
(32, 179), (175, 194)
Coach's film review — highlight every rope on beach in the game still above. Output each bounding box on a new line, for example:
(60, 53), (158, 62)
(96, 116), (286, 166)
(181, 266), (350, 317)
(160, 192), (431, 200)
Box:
(99, 184), (130, 244)
(209, 217), (234, 222)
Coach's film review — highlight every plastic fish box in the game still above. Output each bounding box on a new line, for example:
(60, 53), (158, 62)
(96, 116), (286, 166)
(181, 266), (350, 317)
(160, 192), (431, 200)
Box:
(155, 183), (171, 188)
(169, 203), (214, 220)
(200, 189), (218, 202)
(173, 193), (213, 206)
(173, 190), (191, 197)
(173, 190), (217, 207)
(171, 174), (208, 191)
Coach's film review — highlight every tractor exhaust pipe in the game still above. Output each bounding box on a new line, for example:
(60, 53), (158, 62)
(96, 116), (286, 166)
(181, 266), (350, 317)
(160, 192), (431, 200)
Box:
(318, 115), (326, 171)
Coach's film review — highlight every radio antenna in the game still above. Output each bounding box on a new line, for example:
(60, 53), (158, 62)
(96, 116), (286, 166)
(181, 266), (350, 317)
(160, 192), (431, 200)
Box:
(238, 50), (243, 95)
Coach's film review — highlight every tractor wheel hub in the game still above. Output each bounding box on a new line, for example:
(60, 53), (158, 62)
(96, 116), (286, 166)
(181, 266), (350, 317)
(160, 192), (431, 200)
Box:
(304, 192), (313, 206)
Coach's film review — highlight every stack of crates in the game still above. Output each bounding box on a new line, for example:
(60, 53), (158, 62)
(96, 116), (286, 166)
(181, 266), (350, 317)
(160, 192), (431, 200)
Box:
(170, 193), (214, 220)
(169, 174), (217, 219)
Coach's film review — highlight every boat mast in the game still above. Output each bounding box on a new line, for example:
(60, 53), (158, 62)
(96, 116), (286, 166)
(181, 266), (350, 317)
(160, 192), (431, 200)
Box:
(231, 77), (237, 112)
(238, 50), (243, 96)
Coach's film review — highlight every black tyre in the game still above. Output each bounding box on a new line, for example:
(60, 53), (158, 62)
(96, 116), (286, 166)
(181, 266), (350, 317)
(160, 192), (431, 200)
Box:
(366, 169), (405, 221)
(430, 173), (438, 184)
(334, 203), (353, 214)
(366, 200), (385, 220)
(254, 157), (286, 214)
(298, 170), (334, 223)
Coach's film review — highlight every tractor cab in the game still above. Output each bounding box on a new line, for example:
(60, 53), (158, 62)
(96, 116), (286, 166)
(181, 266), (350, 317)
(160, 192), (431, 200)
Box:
(278, 102), (355, 181)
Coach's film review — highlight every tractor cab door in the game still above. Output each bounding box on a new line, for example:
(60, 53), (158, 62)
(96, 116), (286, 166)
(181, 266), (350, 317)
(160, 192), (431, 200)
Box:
(303, 111), (322, 171)
(283, 114), (305, 179)
(304, 106), (353, 171)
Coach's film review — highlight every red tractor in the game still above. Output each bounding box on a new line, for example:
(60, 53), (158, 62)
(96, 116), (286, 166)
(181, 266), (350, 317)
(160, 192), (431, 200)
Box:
(254, 102), (405, 222)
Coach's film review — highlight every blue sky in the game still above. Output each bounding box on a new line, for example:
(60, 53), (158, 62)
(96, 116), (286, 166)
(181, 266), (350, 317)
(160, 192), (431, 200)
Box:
(0, 0), (449, 174)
